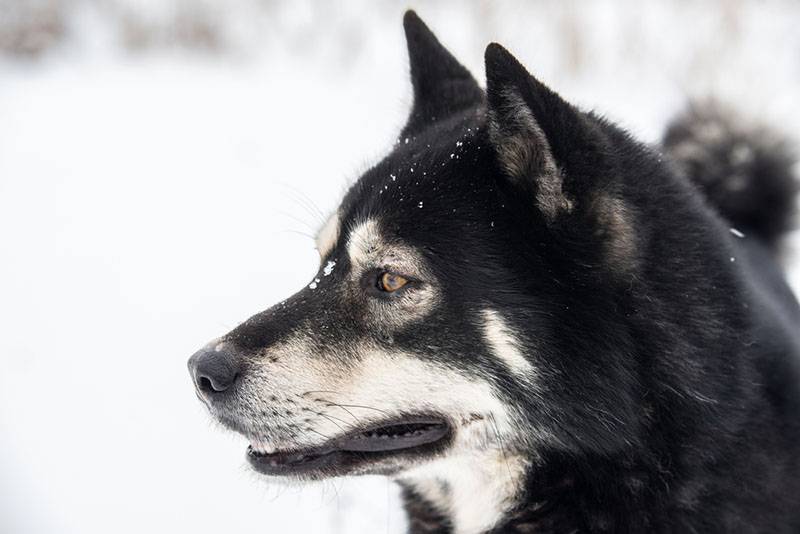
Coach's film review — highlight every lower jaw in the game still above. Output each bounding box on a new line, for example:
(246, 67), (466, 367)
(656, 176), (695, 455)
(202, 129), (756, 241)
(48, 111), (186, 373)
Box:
(247, 448), (400, 478)
(246, 420), (452, 478)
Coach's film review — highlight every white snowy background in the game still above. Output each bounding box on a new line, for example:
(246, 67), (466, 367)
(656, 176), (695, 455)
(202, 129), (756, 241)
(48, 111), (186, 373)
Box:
(1, 1), (799, 533)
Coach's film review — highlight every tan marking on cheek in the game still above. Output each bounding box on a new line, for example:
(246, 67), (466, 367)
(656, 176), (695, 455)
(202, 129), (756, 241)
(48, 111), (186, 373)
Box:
(481, 309), (537, 378)
(592, 195), (638, 273)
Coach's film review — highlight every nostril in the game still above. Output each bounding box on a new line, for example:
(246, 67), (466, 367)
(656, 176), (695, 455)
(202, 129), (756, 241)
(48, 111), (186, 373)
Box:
(196, 372), (236, 393)
(197, 375), (216, 393)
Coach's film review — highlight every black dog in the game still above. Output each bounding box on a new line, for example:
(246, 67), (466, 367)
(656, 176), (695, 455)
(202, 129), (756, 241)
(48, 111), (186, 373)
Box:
(189, 11), (800, 533)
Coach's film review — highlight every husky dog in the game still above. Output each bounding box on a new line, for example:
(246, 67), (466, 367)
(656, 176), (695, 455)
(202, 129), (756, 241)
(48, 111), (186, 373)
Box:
(188, 11), (800, 533)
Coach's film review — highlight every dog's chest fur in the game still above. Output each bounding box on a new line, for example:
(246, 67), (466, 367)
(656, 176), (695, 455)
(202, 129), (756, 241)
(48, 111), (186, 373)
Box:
(399, 451), (530, 534)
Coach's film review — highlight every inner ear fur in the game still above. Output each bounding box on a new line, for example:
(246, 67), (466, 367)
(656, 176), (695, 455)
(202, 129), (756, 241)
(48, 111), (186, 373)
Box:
(484, 43), (638, 271)
(488, 86), (573, 222)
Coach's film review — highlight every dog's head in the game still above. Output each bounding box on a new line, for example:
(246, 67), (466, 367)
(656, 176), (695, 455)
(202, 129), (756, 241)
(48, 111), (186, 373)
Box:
(189, 11), (644, 490)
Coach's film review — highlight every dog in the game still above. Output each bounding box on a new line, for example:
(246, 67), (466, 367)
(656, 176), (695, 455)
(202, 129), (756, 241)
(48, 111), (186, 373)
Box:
(188, 11), (800, 533)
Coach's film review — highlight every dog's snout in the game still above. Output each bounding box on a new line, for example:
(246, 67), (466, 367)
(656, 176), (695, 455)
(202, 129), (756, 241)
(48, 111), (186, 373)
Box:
(188, 344), (242, 395)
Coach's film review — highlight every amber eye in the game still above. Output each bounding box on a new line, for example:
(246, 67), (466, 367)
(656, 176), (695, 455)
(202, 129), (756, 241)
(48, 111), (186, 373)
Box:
(378, 272), (408, 293)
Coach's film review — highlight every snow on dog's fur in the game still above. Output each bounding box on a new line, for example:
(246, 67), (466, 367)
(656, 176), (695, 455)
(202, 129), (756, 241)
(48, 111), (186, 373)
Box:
(189, 11), (800, 533)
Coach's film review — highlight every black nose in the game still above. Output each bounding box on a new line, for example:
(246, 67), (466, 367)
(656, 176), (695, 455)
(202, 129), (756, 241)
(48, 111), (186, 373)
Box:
(188, 344), (242, 395)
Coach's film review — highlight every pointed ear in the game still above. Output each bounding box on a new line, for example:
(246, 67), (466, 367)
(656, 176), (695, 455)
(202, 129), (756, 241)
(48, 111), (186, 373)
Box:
(401, 11), (483, 137)
(485, 43), (604, 221)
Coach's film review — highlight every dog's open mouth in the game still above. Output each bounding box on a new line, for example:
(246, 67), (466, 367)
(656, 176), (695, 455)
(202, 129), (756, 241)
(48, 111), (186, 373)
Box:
(246, 417), (451, 477)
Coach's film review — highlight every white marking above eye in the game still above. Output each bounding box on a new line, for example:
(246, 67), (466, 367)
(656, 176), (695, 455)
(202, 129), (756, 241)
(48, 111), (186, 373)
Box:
(347, 219), (382, 267)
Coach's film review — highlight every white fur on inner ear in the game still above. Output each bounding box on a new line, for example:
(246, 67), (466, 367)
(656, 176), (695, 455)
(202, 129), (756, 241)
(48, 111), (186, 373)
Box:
(488, 88), (572, 221)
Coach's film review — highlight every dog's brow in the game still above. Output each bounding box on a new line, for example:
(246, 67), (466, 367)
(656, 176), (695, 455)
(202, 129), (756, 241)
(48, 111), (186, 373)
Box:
(316, 211), (341, 258)
(347, 219), (382, 267)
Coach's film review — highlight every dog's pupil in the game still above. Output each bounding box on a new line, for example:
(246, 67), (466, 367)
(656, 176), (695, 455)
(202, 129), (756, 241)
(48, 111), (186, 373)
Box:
(381, 273), (406, 292)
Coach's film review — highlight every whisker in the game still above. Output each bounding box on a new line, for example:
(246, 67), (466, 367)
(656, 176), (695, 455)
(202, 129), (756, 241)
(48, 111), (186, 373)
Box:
(323, 402), (363, 425)
(329, 403), (391, 416)
(323, 477), (343, 507)
(278, 184), (327, 229)
(318, 411), (351, 426)
(317, 412), (347, 433)
(306, 427), (333, 441)
(276, 208), (317, 234)
(276, 228), (316, 241)
(488, 412), (514, 484)
(301, 390), (345, 396)
(284, 429), (305, 448)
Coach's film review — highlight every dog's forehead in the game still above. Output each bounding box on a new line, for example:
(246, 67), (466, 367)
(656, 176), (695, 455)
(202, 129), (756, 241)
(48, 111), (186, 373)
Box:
(316, 118), (497, 261)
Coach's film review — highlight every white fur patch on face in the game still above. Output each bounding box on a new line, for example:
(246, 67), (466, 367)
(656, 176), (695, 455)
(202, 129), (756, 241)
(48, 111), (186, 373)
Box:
(343, 349), (517, 434)
(316, 211), (340, 258)
(481, 309), (536, 378)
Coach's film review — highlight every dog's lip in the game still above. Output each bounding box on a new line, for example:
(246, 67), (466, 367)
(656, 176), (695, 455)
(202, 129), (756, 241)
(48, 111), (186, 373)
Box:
(246, 416), (451, 476)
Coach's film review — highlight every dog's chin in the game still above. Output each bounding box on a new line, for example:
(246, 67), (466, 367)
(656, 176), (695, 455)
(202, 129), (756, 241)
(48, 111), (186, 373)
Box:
(245, 416), (453, 480)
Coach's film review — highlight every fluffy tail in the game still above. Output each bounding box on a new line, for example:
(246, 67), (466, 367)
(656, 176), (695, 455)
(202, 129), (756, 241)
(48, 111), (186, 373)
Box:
(662, 103), (798, 247)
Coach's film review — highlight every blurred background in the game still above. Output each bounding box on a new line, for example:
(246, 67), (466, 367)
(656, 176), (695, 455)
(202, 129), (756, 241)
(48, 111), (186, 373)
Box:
(1, 1), (798, 533)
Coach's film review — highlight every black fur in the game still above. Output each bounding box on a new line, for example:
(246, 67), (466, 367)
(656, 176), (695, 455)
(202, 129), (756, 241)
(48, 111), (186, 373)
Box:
(191, 11), (800, 533)
(388, 15), (800, 533)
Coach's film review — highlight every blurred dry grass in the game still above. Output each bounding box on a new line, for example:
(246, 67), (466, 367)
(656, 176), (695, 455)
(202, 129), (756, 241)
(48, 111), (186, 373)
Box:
(0, 0), (68, 57)
(0, 0), (232, 56)
(2, 0), (798, 111)
(0, 0), (774, 63)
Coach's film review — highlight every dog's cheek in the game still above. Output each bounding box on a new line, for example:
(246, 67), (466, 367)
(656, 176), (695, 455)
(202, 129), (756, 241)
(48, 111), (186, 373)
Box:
(341, 349), (521, 437)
